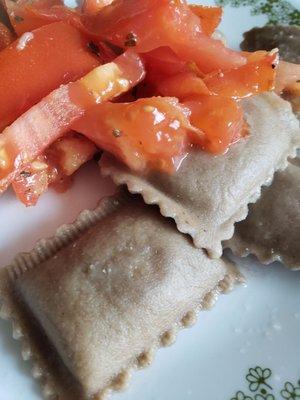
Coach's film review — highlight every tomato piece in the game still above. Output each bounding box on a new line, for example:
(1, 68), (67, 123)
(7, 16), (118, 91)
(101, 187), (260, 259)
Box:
(158, 72), (210, 100)
(0, 22), (15, 50)
(141, 47), (210, 98)
(73, 97), (198, 172)
(19, 4), (85, 34)
(143, 47), (187, 82)
(83, 0), (246, 73)
(0, 22), (99, 130)
(0, 50), (145, 192)
(47, 133), (97, 176)
(2, 0), (95, 39)
(3, 0), (63, 35)
(189, 5), (222, 36)
(82, 0), (113, 15)
(204, 50), (278, 99)
(275, 60), (300, 94)
(184, 95), (246, 154)
(12, 133), (97, 206)
(12, 154), (58, 206)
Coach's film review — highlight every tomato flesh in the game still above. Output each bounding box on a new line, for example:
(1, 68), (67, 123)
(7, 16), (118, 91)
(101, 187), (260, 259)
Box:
(73, 97), (197, 172)
(0, 50), (145, 192)
(158, 72), (210, 100)
(12, 154), (58, 206)
(47, 133), (97, 176)
(82, 0), (113, 15)
(20, 4), (86, 33)
(143, 47), (187, 82)
(184, 95), (246, 154)
(12, 133), (96, 206)
(3, 0), (63, 35)
(204, 51), (278, 99)
(0, 21), (99, 130)
(84, 0), (246, 73)
(189, 5), (222, 36)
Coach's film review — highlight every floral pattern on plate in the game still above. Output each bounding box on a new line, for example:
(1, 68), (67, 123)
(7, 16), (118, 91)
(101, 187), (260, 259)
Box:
(216, 0), (300, 26)
(231, 366), (300, 400)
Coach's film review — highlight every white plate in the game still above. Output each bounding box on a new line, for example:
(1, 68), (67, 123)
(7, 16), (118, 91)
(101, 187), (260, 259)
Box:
(0, 1), (300, 399)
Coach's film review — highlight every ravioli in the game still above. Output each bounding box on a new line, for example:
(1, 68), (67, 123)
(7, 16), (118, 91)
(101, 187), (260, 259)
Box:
(226, 159), (300, 269)
(240, 26), (300, 64)
(100, 93), (300, 258)
(227, 25), (300, 269)
(0, 191), (242, 400)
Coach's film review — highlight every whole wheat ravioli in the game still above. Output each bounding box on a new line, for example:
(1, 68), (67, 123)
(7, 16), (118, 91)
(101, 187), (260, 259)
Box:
(0, 191), (242, 400)
(100, 93), (300, 258)
(240, 26), (300, 64)
(226, 159), (300, 270)
(226, 25), (300, 269)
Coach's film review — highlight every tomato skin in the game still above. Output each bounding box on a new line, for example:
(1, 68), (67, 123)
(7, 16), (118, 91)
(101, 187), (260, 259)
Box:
(73, 97), (196, 172)
(83, 0), (246, 73)
(184, 95), (246, 154)
(189, 5), (222, 36)
(0, 21), (99, 130)
(0, 22), (15, 50)
(204, 51), (278, 99)
(0, 50), (145, 192)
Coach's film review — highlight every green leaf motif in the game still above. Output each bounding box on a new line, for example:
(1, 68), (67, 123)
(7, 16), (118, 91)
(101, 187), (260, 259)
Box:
(246, 367), (273, 392)
(229, 366), (300, 400)
(281, 382), (300, 399)
(215, 0), (300, 26)
(255, 394), (275, 400)
(231, 391), (253, 400)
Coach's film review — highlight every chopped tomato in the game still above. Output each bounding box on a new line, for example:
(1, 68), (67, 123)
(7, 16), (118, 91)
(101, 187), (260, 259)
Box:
(184, 95), (246, 154)
(47, 133), (97, 176)
(189, 5), (222, 36)
(0, 50), (145, 192)
(83, 0), (246, 73)
(275, 60), (300, 94)
(12, 133), (96, 206)
(158, 72), (210, 100)
(73, 97), (198, 172)
(3, 0), (93, 37)
(2, 0), (63, 35)
(3, 1), (119, 62)
(12, 154), (58, 206)
(204, 50), (278, 99)
(82, 0), (113, 15)
(18, 4), (86, 34)
(143, 47), (187, 82)
(0, 22), (15, 50)
(0, 22), (100, 130)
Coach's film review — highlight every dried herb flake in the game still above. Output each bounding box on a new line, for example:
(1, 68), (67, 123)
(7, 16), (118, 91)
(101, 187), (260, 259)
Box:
(112, 129), (122, 138)
(125, 32), (138, 47)
(14, 15), (24, 22)
(87, 42), (101, 57)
